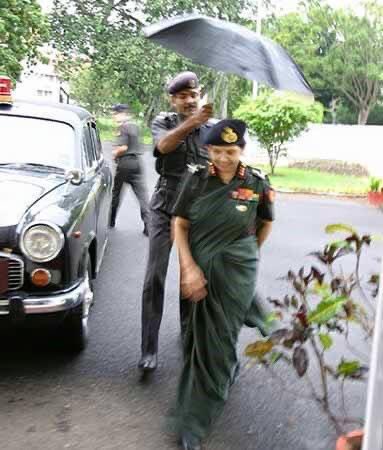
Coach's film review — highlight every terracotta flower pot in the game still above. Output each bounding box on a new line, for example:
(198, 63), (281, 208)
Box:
(336, 429), (364, 450)
(367, 191), (383, 206)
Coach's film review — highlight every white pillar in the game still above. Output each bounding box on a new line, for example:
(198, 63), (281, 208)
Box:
(362, 254), (383, 450)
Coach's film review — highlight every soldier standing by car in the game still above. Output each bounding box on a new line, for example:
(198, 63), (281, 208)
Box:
(138, 71), (215, 372)
(109, 104), (150, 235)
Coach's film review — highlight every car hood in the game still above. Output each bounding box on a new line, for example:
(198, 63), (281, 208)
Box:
(0, 170), (66, 228)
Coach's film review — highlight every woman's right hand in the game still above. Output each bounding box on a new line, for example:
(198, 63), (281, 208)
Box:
(180, 264), (208, 303)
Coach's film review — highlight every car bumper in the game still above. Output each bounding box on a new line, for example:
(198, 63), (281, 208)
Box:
(0, 279), (91, 316)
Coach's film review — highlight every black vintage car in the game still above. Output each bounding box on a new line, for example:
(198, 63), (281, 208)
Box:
(0, 83), (113, 351)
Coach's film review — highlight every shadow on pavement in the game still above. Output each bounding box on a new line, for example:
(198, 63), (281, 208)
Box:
(0, 329), (79, 375)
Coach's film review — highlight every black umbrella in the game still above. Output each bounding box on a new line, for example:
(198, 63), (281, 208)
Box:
(144, 14), (313, 97)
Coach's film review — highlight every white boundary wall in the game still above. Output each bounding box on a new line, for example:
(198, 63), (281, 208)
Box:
(244, 124), (383, 177)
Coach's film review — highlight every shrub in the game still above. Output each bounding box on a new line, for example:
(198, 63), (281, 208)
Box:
(246, 224), (381, 436)
(234, 92), (323, 174)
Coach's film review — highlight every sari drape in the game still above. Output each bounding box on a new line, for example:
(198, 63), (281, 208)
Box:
(174, 177), (270, 439)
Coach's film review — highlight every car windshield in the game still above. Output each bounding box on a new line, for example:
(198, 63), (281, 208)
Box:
(0, 115), (76, 171)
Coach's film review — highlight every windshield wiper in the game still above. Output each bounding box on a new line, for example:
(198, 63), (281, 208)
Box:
(0, 162), (65, 173)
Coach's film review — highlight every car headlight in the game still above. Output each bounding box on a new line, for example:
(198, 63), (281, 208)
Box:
(20, 223), (64, 263)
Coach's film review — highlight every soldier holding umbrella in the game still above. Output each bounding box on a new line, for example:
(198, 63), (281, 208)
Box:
(139, 72), (215, 372)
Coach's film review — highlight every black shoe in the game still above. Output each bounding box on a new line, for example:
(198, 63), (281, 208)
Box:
(180, 433), (202, 450)
(109, 218), (116, 228)
(143, 224), (149, 236)
(138, 353), (157, 372)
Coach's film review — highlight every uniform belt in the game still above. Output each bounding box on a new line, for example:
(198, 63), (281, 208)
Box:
(118, 153), (139, 159)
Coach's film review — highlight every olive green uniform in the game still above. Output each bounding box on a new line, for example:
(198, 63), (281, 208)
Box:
(171, 162), (275, 440)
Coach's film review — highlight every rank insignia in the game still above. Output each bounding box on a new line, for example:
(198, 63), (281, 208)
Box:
(238, 163), (246, 179)
(188, 79), (196, 88)
(236, 205), (248, 212)
(221, 127), (238, 144)
(208, 163), (217, 176)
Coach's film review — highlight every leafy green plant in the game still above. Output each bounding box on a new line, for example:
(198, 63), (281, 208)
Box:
(369, 177), (382, 193)
(264, 1), (383, 125)
(246, 224), (380, 435)
(96, 117), (117, 141)
(0, 0), (49, 80)
(234, 92), (323, 174)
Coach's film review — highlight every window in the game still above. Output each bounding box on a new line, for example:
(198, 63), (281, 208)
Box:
(82, 125), (97, 170)
(0, 116), (76, 170)
(37, 89), (53, 97)
(89, 122), (102, 162)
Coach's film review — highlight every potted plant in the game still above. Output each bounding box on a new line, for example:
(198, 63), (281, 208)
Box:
(245, 224), (380, 449)
(367, 178), (383, 207)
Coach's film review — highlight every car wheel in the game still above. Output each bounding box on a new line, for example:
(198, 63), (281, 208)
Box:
(62, 260), (94, 353)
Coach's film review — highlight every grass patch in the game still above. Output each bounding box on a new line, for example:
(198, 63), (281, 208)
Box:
(254, 166), (369, 195)
(97, 117), (117, 141)
(141, 125), (153, 145)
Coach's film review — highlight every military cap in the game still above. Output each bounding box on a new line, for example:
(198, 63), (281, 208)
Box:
(203, 119), (247, 147)
(167, 71), (199, 95)
(111, 103), (129, 112)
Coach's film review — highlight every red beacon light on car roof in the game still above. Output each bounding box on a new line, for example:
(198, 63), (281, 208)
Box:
(0, 76), (13, 105)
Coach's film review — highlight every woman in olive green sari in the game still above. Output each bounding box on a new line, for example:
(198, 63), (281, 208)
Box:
(172, 119), (275, 450)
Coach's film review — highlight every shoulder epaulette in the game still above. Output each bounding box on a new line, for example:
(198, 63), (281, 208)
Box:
(157, 111), (177, 121)
(155, 112), (178, 130)
(251, 167), (267, 180)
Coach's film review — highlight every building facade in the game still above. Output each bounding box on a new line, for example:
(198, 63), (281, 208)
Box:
(14, 47), (69, 103)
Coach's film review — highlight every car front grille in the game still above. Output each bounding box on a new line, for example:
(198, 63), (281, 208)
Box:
(0, 252), (24, 293)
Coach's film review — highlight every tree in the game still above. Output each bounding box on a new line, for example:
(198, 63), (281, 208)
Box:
(143, 0), (252, 23)
(0, 0), (49, 80)
(265, 0), (383, 125)
(50, 0), (255, 120)
(68, 64), (121, 115)
(234, 92), (323, 174)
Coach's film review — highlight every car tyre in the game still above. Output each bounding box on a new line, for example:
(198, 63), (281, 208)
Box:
(62, 260), (93, 353)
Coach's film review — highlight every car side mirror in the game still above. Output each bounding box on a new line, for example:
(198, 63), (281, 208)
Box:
(66, 169), (84, 185)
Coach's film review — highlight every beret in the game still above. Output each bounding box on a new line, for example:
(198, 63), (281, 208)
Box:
(111, 103), (129, 112)
(167, 71), (199, 95)
(203, 119), (247, 146)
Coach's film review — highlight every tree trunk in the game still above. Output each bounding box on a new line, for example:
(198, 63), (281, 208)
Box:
(267, 148), (275, 175)
(219, 76), (228, 119)
(358, 107), (370, 125)
(210, 76), (221, 108)
(329, 97), (339, 125)
(144, 97), (157, 127)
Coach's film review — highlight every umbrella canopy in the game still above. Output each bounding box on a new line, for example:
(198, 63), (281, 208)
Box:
(144, 14), (313, 97)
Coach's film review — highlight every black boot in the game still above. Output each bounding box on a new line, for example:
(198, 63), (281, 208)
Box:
(109, 212), (116, 228)
(138, 353), (157, 372)
(180, 432), (202, 450)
